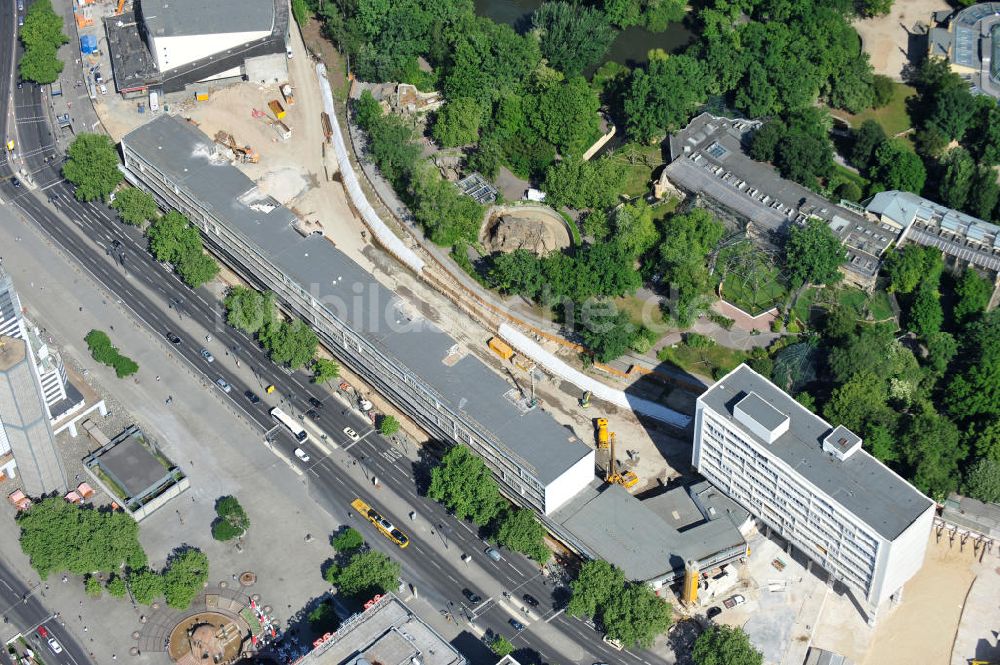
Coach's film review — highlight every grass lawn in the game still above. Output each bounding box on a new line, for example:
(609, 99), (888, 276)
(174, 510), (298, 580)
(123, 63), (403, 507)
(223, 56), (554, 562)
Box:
(657, 342), (751, 380)
(828, 163), (869, 197)
(836, 287), (896, 322)
(790, 286), (819, 324)
(615, 293), (669, 333)
(610, 143), (664, 198)
(721, 272), (787, 316)
(839, 82), (916, 137)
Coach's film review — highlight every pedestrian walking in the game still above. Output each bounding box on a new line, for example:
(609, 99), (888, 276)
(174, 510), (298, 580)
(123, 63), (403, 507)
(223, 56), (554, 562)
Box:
(155, 375), (160, 382)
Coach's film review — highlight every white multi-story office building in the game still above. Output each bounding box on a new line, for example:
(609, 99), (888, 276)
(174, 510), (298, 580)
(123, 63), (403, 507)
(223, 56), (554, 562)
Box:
(693, 365), (934, 617)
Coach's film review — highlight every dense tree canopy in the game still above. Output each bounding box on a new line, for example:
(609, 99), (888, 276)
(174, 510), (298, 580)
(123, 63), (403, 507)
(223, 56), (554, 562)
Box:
(63, 134), (124, 203)
(147, 211), (219, 288)
(327, 550), (401, 598)
(533, 2), (617, 76)
(259, 318), (319, 369)
(18, 0), (67, 84)
(211, 496), (250, 541)
(543, 157), (626, 210)
(946, 310), (1000, 421)
(111, 188), (159, 226)
(624, 53), (708, 142)
(494, 508), (550, 563)
(602, 584), (673, 648)
(692, 625), (764, 665)
(783, 218), (844, 287)
(163, 549), (210, 610)
(428, 445), (503, 525)
(657, 208), (725, 326)
(18, 499), (147, 579)
(566, 559), (626, 618)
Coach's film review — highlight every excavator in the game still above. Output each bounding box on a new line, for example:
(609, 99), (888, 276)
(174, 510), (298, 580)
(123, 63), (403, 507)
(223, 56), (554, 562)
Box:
(605, 432), (639, 489)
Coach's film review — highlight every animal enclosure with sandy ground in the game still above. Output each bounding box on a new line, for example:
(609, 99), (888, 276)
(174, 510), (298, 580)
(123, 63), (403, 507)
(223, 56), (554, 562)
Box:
(854, 0), (952, 80)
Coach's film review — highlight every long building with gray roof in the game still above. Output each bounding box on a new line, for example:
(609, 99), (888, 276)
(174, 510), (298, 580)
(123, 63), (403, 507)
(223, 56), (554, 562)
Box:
(694, 364), (934, 617)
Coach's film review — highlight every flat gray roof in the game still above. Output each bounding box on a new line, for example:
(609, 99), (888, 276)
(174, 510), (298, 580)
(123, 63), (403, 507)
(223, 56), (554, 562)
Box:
(552, 480), (746, 581)
(141, 0), (275, 37)
(700, 365), (932, 541)
(121, 116), (591, 486)
(942, 493), (1000, 539)
(97, 430), (172, 498)
(736, 392), (786, 431)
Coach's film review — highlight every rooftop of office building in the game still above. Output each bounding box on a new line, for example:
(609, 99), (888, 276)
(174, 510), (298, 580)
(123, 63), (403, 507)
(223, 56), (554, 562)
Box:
(551, 479), (748, 581)
(699, 364), (933, 541)
(121, 115), (592, 487)
(140, 0), (276, 38)
(297, 594), (465, 665)
(664, 113), (900, 281)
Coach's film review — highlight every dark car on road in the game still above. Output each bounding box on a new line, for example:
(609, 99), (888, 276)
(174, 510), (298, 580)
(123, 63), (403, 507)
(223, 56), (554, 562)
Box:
(522, 593), (539, 608)
(11, 178), (21, 188)
(462, 588), (482, 605)
(306, 409), (320, 421)
(165, 331), (181, 345)
(308, 397), (323, 408)
(508, 618), (525, 632)
(244, 390), (260, 404)
(706, 606), (722, 619)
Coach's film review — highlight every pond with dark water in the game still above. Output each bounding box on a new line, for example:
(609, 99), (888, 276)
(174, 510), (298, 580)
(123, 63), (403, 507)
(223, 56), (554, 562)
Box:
(473, 0), (694, 70)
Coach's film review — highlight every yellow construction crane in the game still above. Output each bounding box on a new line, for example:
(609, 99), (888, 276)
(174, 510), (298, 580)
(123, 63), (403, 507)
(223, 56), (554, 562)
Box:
(595, 418), (609, 449)
(115, 0), (126, 15)
(605, 433), (638, 489)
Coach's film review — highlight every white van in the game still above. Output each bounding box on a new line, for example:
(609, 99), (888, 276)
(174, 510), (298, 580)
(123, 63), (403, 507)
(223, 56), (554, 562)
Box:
(149, 91), (159, 112)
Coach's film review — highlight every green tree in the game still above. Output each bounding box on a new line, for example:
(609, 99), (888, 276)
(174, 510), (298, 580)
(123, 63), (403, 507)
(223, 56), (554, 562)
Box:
(850, 120), (886, 169)
(611, 201), (659, 259)
(530, 75), (602, 158)
(106, 574), (127, 598)
(823, 371), (889, 433)
(128, 568), (164, 605)
(432, 98), (483, 147)
(18, 0), (67, 84)
(969, 421), (1000, 462)
(378, 415), (401, 436)
(692, 625), (764, 665)
(259, 318), (319, 369)
(111, 188), (158, 226)
(603, 583), (673, 648)
(328, 550), (400, 598)
(146, 210), (218, 287)
(925, 331), (958, 377)
(291, 0), (308, 26)
(953, 269), (992, 323)
(490, 636), (515, 657)
(566, 559), (625, 618)
(84, 329), (139, 378)
(85, 575), (102, 597)
(624, 54), (708, 142)
(967, 166), (1000, 220)
(871, 140), (926, 194)
(494, 508), (550, 563)
(211, 496), (250, 541)
(578, 305), (636, 363)
(902, 410), (964, 499)
(938, 148), (976, 211)
(946, 310), (1000, 420)
(224, 287), (274, 335)
(332, 527), (365, 553)
(63, 134), (124, 202)
(784, 218), (844, 287)
(533, 2), (617, 76)
(860, 0), (894, 17)
(906, 282), (942, 339)
(428, 446), (503, 525)
(883, 244), (941, 294)
(411, 167), (485, 245)
(162, 548), (210, 610)
(312, 358), (340, 384)
(176, 251), (219, 288)
(543, 157), (626, 209)
(657, 208), (725, 326)
(964, 458), (1000, 503)
(17, 499), (147, 580)
(489, 249), (544, 298)
(307, 600), (339, 633)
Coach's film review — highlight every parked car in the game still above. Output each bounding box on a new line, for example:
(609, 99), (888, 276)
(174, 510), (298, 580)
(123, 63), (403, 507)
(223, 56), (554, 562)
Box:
(706, 606), (722, 619)
(36, 626), (48, 638)
(343, 426), (359, 441)
(244, 390), (260, 404)
(462, 588), (482, 605)
(723, 594), (746, 609)
(294, 448), (310, 462)
(508, 618), (525, 632)
(99, 83), (107, 95)
(308, 397), (323, 408)
(47, 638), (62, 654)
(485, 547), (502, 562)
(199, 348), (215, 363)
(522, 593), (539, 608)
(215, 378), (232, 393)
(165, 331), (181, 344)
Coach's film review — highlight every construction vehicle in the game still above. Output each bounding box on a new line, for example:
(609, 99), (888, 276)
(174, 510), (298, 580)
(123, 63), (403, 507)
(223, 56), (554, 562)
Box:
(580, 390), (591, 408)
(280, 83), (295, 106)
(213, 130), (259, 164)
(605, 433), (639, 489)
(350, 498), (410, 548)
(268, 99), (286, 120)
(595, 418), (609, 449)
(115, 0), (126, 15)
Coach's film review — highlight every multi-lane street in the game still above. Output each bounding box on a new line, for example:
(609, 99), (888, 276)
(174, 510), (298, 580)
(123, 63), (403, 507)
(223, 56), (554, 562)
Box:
(0, 3), (667, 663)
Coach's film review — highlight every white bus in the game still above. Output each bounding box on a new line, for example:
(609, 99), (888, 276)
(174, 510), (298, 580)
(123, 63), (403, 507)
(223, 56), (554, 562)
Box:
(270, 407), (308, 443)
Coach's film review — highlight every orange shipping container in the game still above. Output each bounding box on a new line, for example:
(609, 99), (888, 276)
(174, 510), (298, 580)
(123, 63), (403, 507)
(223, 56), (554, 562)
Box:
(268, 99), (286, 120)
(488, 337), (514, 361)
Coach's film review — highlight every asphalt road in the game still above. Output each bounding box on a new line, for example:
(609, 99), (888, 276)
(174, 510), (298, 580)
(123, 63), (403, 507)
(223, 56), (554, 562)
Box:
(0, 5), (665, 662)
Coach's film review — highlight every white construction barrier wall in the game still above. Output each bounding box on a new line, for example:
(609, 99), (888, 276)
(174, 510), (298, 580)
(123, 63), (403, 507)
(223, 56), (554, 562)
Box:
(315, 64), (426, 274)
(498, 323), (693, 429)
